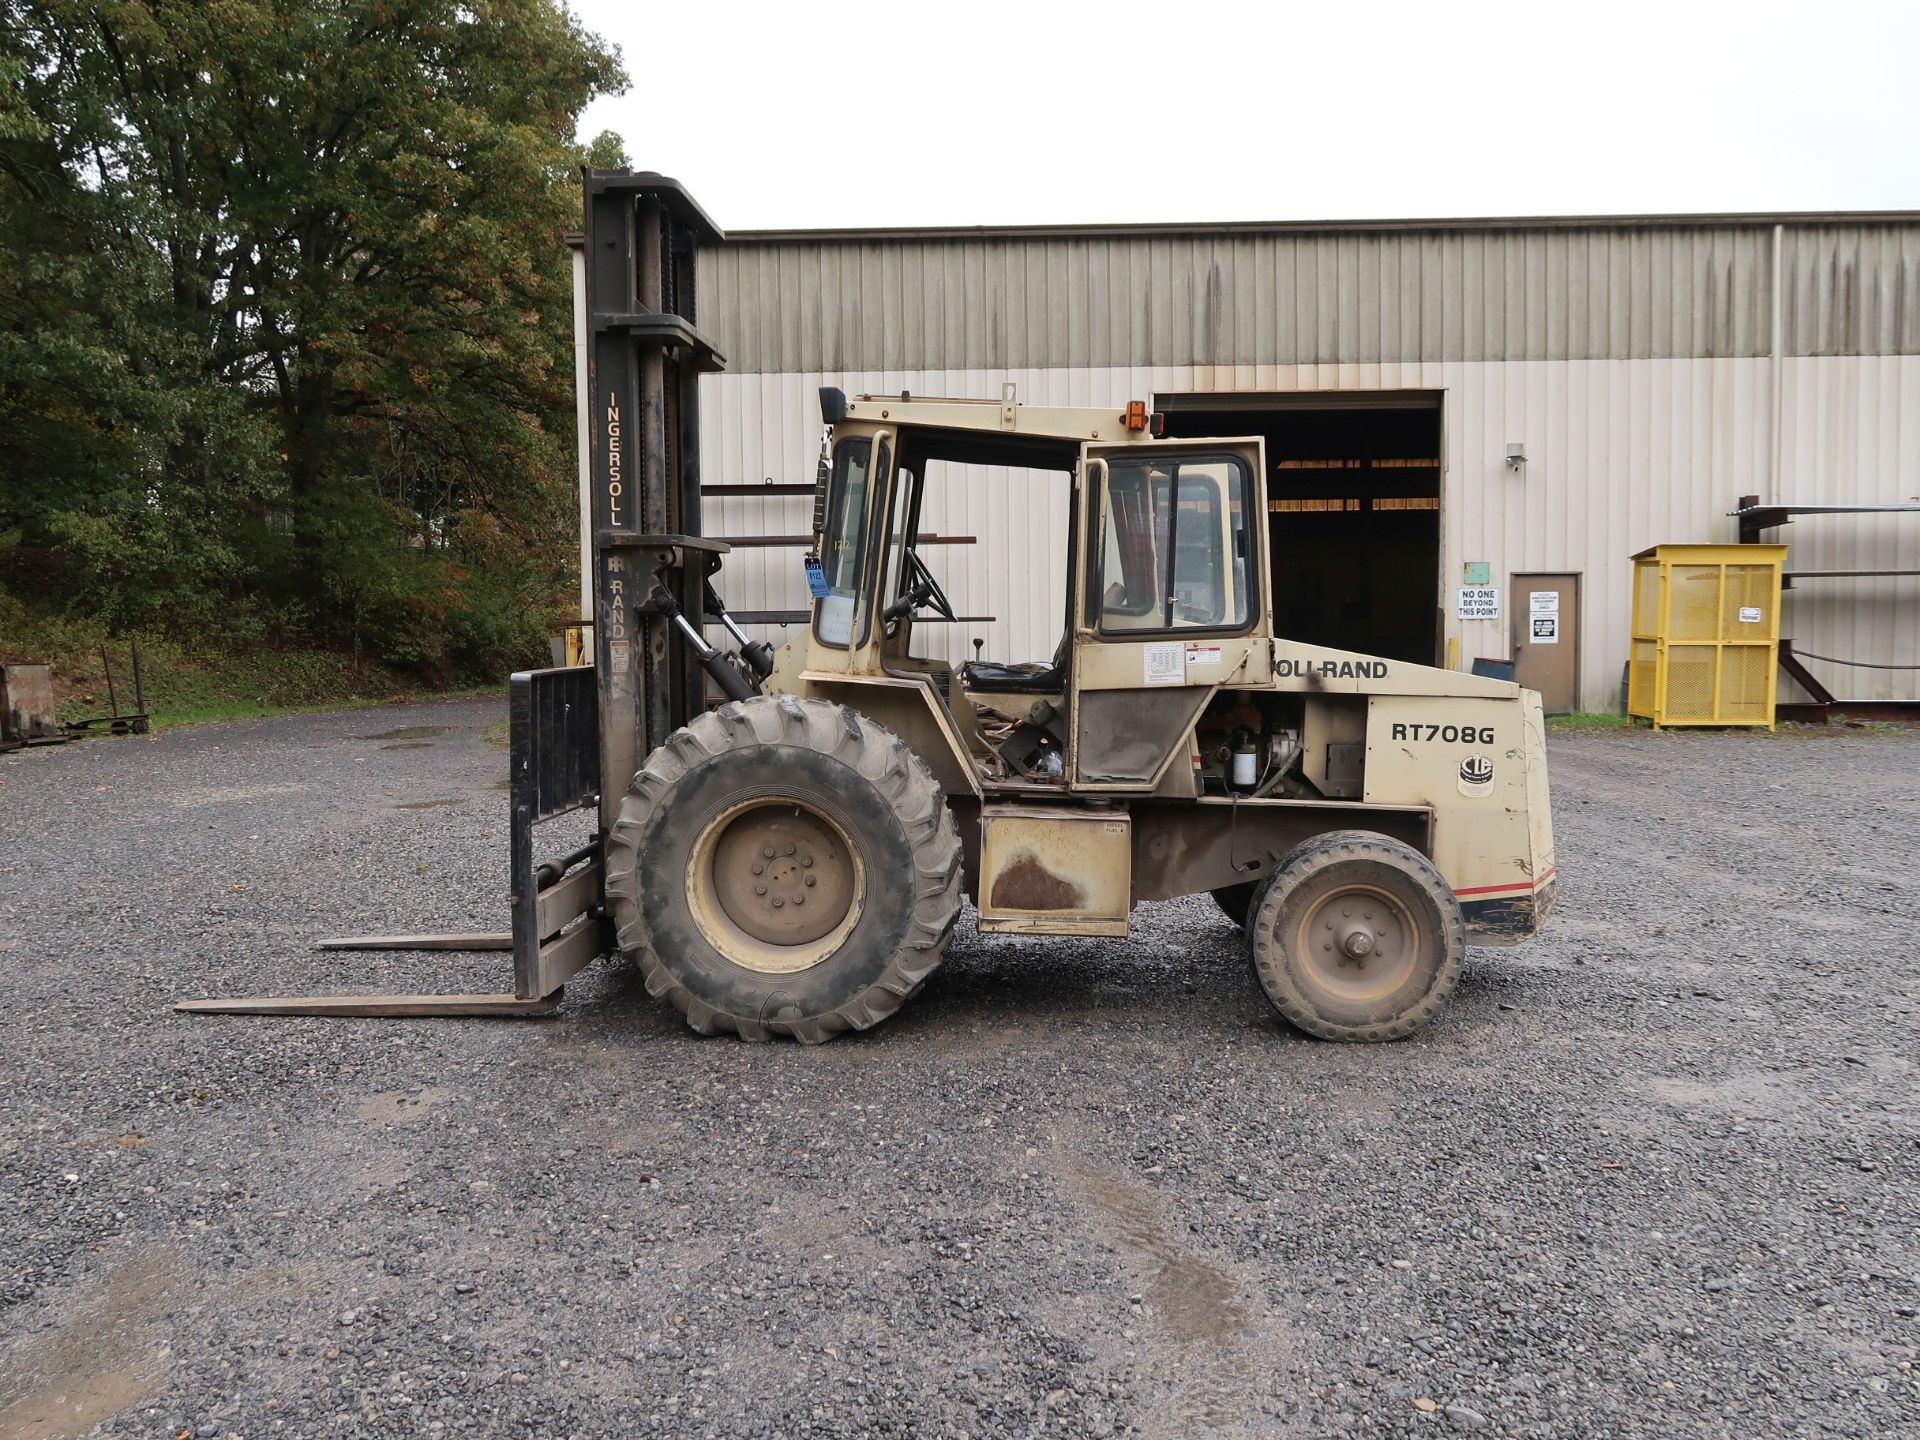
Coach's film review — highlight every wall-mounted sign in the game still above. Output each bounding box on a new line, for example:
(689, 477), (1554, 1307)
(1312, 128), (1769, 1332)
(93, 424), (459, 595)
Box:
(1463, 561), (1491, 586)
(1457, 586), (1501, 620)
(1738, 606), (1763, 623)
(1528, 589), (1560, 642)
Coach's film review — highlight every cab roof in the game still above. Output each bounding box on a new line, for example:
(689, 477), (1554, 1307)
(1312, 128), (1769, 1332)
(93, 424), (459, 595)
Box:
(839, 393), (1160, 447)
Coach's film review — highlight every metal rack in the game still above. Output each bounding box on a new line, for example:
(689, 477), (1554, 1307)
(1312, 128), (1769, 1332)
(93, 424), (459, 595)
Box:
(1732, 496), (1920, 721)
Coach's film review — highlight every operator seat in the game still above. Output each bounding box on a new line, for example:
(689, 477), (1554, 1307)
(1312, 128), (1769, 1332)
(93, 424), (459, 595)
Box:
(962, 635), (1068, 694)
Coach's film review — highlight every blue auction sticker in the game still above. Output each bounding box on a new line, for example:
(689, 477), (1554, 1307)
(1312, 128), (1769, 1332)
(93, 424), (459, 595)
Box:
(802, 552), (830, 599)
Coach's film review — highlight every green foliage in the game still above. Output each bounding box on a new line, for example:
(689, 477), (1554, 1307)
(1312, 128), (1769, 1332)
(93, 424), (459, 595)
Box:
(0, 1), (624, 682)
(585, 128), (630, 168)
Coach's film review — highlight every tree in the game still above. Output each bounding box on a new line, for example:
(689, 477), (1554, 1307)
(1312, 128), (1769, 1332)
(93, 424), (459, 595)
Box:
(584, 128), (629, 169)
(1, 1), (625, 676)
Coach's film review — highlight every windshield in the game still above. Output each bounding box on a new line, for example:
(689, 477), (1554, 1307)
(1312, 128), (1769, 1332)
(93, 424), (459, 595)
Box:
(815, 436), (881, 646)
(1097, 454), (1251, 632)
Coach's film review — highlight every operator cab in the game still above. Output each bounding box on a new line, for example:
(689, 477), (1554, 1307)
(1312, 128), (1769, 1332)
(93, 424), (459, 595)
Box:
(800, 389), (1262, 792)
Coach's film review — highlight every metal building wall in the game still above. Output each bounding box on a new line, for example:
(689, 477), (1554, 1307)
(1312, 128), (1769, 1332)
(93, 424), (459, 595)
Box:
(698, 218), (1920, 711)
(700, 226), (1777, 370)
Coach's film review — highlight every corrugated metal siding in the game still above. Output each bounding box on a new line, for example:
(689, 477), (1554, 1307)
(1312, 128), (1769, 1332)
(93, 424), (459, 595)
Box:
(700, 228), (1777, 373)
(1784, 226), (1920, 356)
(705, 356), (1919, 710)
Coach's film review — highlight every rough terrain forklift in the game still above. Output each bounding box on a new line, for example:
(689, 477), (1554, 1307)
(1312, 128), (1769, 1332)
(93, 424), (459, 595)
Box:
(184, 171), (1555, 1041)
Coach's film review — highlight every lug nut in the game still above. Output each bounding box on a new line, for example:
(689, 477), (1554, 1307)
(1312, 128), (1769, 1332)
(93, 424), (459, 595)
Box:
(751, 863), (763, 876)
(793, 894), (804, 905)
(772, 898), (784, 908)
(762, 846), (775, 859)
(801, 855), (813, 868)
(804, 875), (816, 887)
(754, 885), (766, 896)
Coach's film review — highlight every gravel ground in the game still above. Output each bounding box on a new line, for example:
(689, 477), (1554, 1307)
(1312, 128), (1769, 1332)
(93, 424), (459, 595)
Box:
(1, 699), (1916, 1440)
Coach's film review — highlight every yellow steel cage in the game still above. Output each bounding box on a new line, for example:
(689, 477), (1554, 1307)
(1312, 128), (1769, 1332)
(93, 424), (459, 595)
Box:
(1628, 543), (1787, 729)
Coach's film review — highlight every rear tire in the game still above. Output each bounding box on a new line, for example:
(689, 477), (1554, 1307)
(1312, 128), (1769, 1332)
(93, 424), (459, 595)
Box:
(1248, 830), (1464, 1042)
(603, 695), (963, 1042)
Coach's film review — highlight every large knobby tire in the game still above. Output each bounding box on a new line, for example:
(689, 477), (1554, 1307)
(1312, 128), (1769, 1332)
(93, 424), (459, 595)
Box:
(1211, 880), (1260, 928)
(603, 695), (962, 1043)
(1248, 830), (1464, 1042)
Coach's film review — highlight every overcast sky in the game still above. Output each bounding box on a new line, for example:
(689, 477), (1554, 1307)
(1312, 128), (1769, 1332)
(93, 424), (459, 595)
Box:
(569, 0), (1919, 232)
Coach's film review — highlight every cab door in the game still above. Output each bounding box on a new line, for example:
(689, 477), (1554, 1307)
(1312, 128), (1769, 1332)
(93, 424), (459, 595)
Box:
(1069, 438), (1269, 791)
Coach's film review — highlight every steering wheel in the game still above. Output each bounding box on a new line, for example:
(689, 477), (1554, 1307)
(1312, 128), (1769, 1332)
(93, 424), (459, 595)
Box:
(882, 548), (957, 624)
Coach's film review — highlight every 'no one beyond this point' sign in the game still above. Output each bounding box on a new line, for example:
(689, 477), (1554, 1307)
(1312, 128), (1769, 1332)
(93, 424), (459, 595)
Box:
(1457, 586), (1500, 620)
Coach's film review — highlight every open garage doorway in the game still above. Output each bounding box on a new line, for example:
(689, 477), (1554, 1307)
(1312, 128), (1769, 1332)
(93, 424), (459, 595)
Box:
(1157, 392), (1443, 666)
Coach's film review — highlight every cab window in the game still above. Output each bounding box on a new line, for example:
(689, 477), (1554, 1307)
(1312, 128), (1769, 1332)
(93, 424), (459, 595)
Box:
(815, 437), (888, 646)
(880, 467), (919, 624)
(1096, 454), (1251, 632)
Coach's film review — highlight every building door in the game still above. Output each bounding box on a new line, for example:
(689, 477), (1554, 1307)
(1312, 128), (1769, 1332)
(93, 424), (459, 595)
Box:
(1155, 392), (1443, 667)
(1512, 573), (1578, 714)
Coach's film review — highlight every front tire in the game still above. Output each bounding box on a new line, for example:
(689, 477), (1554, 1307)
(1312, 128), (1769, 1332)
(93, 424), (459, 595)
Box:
(1248, 831), (1464, 1042)
(603, 696), (962, 1042)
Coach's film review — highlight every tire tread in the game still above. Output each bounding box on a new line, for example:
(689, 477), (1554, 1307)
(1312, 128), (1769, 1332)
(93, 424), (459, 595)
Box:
(1248, 829), (1465, 1043)
(604, 695), (963, 1043)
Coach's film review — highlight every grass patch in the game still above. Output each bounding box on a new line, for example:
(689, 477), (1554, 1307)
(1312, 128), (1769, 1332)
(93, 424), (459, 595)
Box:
(149, 684), (501, 730)
(1547, 710), (1629, 731)
(1, 604), (504, 729)
(1554, 708), (1913, 738)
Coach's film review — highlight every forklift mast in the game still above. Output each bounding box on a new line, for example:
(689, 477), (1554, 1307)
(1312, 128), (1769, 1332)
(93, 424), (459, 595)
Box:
(581, 170), (728, 835)
(180, 172), (746, 1018)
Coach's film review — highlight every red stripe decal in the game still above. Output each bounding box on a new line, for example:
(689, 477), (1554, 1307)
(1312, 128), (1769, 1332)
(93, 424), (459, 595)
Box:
(1455, 867), (1556, 899)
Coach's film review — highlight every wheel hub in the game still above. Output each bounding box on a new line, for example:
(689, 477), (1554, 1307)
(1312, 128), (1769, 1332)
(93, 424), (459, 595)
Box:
(709, 806), (854, 949)
(1301, 888), (1417, 998)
